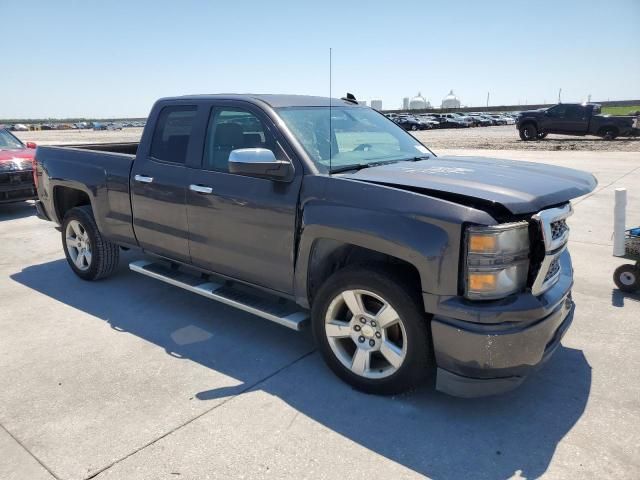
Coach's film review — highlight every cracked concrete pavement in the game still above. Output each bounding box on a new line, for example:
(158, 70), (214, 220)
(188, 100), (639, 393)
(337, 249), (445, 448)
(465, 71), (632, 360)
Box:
(1, 149), (639, 479)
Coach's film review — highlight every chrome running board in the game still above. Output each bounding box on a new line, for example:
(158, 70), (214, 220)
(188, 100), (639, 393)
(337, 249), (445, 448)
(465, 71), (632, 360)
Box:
(129, 260), (309, 331)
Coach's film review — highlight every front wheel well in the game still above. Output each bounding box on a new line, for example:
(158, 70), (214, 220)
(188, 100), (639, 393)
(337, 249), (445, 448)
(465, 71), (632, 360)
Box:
(518, 120), (537, 130)
(598, 125), (619, 136)
(53, 186), (91, 222)
(307, 240), (422, 307)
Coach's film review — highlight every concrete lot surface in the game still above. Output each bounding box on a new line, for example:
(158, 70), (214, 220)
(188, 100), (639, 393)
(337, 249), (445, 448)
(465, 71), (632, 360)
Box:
(1, 149), (639, 479)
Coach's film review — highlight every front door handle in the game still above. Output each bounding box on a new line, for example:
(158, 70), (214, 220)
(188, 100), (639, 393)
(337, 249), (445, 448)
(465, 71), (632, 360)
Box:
(189, 184), (213, 194)
(134, 174), (154, 183)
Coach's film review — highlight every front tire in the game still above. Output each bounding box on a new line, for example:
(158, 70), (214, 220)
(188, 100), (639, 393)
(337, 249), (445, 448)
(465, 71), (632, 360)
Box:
(613, 264), (639, 292)
(312, 266), (433, 395)
(519, 123), (538, 140)
(62, 205), (120, 280)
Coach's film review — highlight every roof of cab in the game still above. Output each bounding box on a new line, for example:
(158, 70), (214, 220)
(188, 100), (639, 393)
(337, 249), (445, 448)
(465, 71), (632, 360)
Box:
(160, 94), (362, 108)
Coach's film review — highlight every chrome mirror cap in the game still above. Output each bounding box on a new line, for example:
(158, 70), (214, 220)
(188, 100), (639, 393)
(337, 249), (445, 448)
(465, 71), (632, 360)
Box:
(228, 148), (293, 181)
(229, 148), (277, 164)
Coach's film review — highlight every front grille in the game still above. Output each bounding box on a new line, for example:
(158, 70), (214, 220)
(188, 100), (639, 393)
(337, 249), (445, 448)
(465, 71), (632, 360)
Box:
(530, 204), (573, 295)
(0, 171), (33, 185)
(544, 257), (561, 282)
(550, 219), (568, 241)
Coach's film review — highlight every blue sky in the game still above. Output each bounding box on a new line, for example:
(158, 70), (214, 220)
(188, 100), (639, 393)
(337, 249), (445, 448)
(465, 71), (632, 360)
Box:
(1, 0), (639, 118)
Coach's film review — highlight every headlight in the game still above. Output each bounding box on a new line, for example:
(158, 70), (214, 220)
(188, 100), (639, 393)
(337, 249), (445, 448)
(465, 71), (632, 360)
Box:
(465, 222), (530, 300)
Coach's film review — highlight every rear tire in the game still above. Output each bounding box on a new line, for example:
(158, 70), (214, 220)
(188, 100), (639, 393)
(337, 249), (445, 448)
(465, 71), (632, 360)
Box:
(519, 123), (538, 141)
(602, 128), (617, 140)
(311, 265), (433, 395)
(613, 264), (639, 292)
(62, 205), (120, 281)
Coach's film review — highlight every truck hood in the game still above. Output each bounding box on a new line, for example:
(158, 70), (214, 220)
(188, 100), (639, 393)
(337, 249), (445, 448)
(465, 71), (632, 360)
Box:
(340, 156), (597, 215)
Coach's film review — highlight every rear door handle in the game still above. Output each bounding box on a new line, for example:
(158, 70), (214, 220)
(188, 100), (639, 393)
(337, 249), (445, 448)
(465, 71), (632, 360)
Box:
(134, 174), (154, 183)
(189, 184), (213, 194)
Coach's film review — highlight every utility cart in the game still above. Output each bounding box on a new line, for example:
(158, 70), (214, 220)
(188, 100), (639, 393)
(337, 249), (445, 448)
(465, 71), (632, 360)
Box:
(613, 228), (640, 292)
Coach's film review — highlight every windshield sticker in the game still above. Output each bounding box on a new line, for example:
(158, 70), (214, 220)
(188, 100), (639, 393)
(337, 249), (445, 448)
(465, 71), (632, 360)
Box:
(415, 145), (429, 153)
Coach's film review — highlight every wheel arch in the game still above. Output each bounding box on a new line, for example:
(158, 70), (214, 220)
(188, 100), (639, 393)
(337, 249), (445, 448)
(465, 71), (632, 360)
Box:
(53, 184), (93, 223)
(598, 125), (619, 136)
(305, 239), (422, 308)
(518, 119), (538, 130)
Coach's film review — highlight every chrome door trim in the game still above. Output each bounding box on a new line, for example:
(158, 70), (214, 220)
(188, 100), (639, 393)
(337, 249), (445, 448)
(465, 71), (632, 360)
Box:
(189, 184), (213, 194)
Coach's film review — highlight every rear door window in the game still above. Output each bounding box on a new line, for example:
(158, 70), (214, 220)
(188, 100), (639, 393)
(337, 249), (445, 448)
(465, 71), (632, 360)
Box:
(150, 106), (197, 163)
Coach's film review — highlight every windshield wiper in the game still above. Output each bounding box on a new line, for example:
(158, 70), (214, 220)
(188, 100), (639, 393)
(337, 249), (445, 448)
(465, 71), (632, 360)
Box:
(329, 156), (430, 174)
(329, 159), (400, 174)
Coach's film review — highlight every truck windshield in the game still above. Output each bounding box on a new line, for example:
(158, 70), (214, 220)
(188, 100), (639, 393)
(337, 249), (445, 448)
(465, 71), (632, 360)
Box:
(0, 130), (24, 150)
(277, 107), (431, 172)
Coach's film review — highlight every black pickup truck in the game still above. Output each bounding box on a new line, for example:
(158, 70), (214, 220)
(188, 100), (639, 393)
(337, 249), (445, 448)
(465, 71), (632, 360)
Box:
(34, 94), (597, 397)
(517, 103), (640, 140)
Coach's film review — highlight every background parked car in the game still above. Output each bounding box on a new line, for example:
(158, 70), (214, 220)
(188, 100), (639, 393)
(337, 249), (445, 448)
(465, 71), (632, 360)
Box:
(394, 116), (428, 131)
(431, 114), (469, 128)
(0, 129), (37, 203)
(416, 115), (440, 129)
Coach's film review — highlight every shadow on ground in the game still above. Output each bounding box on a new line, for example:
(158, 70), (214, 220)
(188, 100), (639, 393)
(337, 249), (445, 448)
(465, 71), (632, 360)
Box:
(12, 257), (592, 480)
(611, 288), (640, 307)
(0, 201), (35, 222)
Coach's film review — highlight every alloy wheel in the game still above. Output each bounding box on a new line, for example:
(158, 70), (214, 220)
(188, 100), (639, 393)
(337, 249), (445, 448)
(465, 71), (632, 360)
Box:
(324, 289), (408, 379)
(65, 220), (92, 271)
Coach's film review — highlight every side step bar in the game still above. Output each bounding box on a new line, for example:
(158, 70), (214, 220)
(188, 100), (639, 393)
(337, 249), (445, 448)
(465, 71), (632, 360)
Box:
(129, 260), (309, 331)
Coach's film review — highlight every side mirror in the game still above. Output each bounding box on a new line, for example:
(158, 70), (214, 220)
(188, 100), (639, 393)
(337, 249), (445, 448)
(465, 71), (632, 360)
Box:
(228, 148), (293, 181)
(26, 142), (37, 149)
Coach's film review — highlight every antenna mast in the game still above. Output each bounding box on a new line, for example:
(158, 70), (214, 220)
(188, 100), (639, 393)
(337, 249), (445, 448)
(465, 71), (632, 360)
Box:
(329, 47), (332, 173)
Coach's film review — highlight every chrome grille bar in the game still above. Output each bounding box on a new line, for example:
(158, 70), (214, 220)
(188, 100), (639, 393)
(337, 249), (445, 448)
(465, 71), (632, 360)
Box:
(531, 203), (572, 295)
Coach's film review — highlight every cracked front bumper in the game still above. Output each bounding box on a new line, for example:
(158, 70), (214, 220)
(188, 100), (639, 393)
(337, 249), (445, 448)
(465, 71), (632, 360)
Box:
(427, 251), (575, 397)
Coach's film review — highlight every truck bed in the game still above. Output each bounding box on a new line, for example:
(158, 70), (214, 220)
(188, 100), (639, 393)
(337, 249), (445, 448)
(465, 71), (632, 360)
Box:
(35, 143), (138, 246)
(65, 142), (139, 155)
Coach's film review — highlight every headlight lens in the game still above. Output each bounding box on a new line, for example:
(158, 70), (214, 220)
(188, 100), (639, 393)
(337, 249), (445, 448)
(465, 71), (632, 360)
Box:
(465, 222), (530, 300)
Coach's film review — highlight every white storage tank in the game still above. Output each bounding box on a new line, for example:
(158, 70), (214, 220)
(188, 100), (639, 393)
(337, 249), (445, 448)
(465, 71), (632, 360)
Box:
(409, 92), (429, 110)
(441, 90), (461, 109)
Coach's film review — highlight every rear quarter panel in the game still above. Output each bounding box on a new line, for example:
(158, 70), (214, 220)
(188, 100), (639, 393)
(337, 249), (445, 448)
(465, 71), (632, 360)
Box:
(37, 146), (136, 245)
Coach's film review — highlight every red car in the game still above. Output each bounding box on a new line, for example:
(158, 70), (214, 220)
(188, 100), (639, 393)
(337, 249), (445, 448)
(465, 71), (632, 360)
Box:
(0, 129), (37, 203)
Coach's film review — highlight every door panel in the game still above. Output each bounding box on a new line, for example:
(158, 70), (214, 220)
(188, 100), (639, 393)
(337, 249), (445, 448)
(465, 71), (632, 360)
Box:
(187, 170), (300, 292)
(186, 104), (302, 294)
(545, 105), (587, 134)
(131, 160), (190, 262)
(131, 105), (197, 262)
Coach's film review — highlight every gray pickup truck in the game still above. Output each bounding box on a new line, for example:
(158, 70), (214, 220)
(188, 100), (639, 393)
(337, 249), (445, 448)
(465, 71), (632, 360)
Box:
(34, 94), (596, 397)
